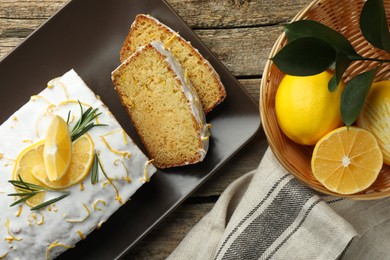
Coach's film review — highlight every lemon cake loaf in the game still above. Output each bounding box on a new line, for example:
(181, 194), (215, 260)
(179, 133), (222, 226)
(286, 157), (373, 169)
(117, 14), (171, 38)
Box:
(112, 41), (210, 168)
(0, 69), (156, 259)
(120, 14), (226, 114)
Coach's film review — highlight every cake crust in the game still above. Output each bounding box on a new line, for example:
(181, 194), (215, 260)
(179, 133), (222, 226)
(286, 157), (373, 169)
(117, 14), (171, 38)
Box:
(120, 14), (226, 114)
(113, 42), (210, 168)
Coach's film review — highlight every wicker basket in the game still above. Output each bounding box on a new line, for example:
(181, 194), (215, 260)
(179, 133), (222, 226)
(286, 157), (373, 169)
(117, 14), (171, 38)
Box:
(260, 0), (390, 199)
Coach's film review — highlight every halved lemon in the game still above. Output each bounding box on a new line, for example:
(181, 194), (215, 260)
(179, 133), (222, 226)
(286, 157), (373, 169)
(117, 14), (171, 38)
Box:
(44, 115), (72, 181)
(12, 140), (47, 208)
(311, 126), (383, 194)
(34, 134), (94, 189)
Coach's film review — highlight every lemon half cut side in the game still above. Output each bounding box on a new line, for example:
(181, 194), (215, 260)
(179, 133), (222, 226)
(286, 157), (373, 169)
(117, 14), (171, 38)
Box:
(311, 126), (383, 195)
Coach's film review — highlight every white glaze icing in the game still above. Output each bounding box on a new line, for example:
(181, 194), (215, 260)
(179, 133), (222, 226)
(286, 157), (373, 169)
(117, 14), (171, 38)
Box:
(149, 41), (210, 160)
(0, 69), (156, 259)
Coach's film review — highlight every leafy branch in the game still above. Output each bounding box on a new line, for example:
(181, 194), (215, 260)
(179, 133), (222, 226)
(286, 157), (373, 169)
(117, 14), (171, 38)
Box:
(271, 0), (390, 126)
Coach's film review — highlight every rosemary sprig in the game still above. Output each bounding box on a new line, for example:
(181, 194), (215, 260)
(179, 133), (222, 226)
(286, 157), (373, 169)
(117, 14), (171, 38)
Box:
(30, 194), (69, 211)
(70, 101), (107, 141)
(91, 152), (99, 185)
(8, 175), (69, 211)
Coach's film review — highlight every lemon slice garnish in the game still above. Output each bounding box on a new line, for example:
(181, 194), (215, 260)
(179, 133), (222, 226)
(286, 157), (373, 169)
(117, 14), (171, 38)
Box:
(43, 116), (72, 181)
(12, 140), (47, 207)
(34, 134), (94, 190)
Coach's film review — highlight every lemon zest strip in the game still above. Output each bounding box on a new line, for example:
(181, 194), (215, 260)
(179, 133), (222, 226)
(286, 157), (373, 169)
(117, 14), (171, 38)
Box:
(46, 240), (74, 260)
(97, 221), (105, 229)
(27, 212), (44, 226)
(101, 129), (128, 145)
(5, 218), (22, 242)
(77, 230), (86, 240)
(93, 199), (107, 211)
(48, 205), (58, 213)
(0, 252), (8, 259)
(48, 78), (69, 100)
(57, 99), (91, 108)
(55, 100), (100, 124)
(164, 32), (178, 49)
(140, 159), (154, 183)
(65, 203), (90, 223)
(3, 157), (15, 167)
(122, 131), (128, 145)
(100, 136), (131, 158)
(45, 104), (56, 116)
(35, 113), (45, 138)
(114, 159), (131, 183)
(98, 158), (123, 204)
(15, 206), (23, 217)
(30, 95), (52, 104)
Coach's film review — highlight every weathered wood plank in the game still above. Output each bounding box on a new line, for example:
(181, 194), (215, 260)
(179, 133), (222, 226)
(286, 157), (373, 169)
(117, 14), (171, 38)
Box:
(195, 27), (283, 76)
(0, 18), (43, 39)
(0, 0), (66, 19)
(168, 0), (311, 28)
(0, 0), (313, 76)
(0, 21), (283, 76)
(0, 0), (312, 28)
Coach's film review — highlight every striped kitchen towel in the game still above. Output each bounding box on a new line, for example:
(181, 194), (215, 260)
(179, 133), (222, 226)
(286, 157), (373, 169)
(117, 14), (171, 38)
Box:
(168, 148), (390, 260)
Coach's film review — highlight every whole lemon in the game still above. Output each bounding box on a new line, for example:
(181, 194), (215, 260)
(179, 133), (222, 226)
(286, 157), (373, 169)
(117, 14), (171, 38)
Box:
(275, 71), (343, 145)
(357, 80), (390, 165)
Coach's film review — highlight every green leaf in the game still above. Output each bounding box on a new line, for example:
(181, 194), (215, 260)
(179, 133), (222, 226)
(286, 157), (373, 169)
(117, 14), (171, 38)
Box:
(328, 75), (338, 93)
(360, 0), (390, 53)
(272, 37), (336, 76)
(285, 20), (359, 57)
(328, 52), (352, 92)
(341, 68), (378, 126)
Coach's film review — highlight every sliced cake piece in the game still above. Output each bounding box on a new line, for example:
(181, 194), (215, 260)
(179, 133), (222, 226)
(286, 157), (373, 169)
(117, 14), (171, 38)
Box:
(120, 14), (226, 114)
(112, 41), (210, 168)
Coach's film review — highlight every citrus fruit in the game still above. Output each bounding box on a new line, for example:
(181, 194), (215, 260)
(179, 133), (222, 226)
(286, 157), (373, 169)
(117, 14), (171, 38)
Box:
(44, 115), (72, 181)
(311, 126), (383, 195)
(275, 70), (343, 145)
(357, 80), (390, 165)
(34, 134), (94, 190)
(12, 140), (46, 208)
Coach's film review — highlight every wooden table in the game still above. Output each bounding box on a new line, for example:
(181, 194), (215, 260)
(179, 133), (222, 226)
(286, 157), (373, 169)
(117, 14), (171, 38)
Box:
(0, 0), (312, 258)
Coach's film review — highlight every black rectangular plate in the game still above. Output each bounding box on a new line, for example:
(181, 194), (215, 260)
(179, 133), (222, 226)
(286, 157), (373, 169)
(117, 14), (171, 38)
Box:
(0, 0), (261, 259)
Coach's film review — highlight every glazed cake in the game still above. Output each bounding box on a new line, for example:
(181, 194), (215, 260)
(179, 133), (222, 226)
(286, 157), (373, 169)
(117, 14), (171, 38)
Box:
(0, 70), (156, 259)
(112, 41), (210, 168)
(120, 14), (226, 114)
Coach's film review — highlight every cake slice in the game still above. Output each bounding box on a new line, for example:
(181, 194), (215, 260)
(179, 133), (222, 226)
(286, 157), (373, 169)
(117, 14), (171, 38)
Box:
(0, 70), (156, 259)
(112, 41), (210, 168)
(120, 14), (226, 114)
